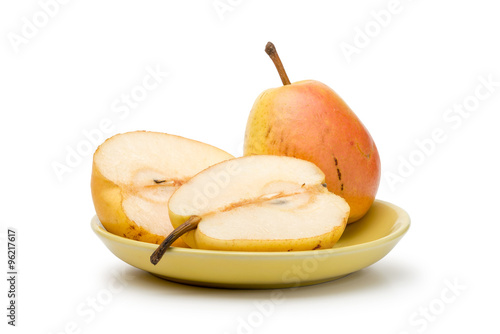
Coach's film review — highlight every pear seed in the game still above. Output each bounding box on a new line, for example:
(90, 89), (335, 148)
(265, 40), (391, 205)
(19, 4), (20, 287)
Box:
(261, 192), (281, 200)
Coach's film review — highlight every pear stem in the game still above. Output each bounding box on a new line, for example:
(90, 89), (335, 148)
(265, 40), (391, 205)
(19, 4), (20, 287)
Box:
(265, 42), (291, 86)
(150, 215), (202, 265)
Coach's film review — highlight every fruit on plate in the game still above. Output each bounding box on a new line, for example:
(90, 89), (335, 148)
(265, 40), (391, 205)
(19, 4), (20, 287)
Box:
(150, 155), (350, 264)
(91, 131), (234, 246)
(244, 42), (380, 223)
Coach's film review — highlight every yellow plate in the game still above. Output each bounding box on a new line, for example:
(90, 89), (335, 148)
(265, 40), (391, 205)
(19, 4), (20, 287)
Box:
(91, 200), (410, 289)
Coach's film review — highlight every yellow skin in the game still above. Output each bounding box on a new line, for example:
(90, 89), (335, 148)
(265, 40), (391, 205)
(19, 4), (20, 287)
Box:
(244, 80), (381, 223)
(169, 215), (347, 252)
(91, 164), (188, 246)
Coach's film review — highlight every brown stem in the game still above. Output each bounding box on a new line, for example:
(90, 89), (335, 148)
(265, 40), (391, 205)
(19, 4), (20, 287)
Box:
(150, 215), (202, 265)
(265, 42), (291, 85)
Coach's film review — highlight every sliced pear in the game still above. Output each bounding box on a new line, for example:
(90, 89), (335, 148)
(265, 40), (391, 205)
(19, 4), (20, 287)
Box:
(91, 131), (234, 245)
(151, 155), (349, 264)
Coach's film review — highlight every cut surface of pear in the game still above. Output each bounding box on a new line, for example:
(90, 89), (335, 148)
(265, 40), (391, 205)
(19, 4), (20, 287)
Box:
(91, 131), (234, 245)
(166, 155), (350, 253)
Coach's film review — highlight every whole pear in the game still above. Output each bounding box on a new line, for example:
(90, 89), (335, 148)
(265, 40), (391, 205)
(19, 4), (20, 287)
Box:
(244, 42), (381, 223)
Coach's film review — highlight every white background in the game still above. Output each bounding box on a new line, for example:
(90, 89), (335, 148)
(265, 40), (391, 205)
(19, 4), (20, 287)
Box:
(1, 0), (499, 333)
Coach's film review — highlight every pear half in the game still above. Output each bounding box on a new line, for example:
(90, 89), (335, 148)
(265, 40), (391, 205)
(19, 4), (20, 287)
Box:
(91, 131), (234, 245)
(151, 155), (350, 264)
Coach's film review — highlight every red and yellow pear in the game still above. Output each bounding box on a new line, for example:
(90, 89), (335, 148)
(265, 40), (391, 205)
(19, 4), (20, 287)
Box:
(244, 42), (381, 223)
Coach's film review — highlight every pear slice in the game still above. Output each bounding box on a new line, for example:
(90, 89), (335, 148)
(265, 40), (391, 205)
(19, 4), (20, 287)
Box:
(91, 131), (234, 245)
(151, 155), (349, 264)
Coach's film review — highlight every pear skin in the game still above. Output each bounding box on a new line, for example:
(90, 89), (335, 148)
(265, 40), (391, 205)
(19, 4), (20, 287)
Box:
(91, 164), (178, 245)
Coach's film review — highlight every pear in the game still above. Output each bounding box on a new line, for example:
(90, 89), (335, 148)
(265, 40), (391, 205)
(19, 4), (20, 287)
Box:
(150, 155), (349, 264)
(91, 131), (234, 245)
(244, 42), (381, 223)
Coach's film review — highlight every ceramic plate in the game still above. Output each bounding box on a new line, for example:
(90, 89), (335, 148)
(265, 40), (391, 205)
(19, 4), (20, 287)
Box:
(91, 200), (410, 289)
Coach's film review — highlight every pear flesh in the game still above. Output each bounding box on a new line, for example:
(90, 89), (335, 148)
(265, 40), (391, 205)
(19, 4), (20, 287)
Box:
(167, 155), (350, 252)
